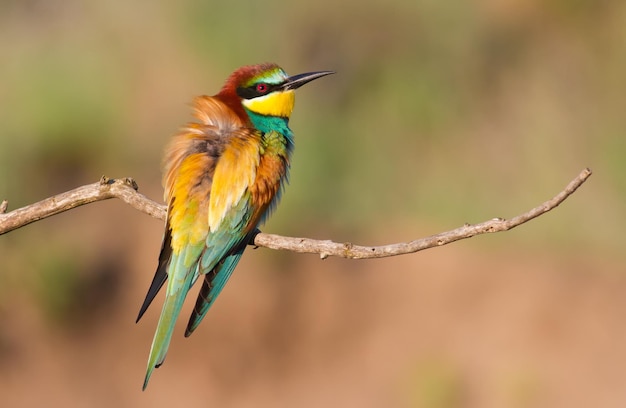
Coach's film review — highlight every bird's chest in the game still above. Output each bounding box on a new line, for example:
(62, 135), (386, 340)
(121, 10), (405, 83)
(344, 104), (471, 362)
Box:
(250, 131), (292, 207)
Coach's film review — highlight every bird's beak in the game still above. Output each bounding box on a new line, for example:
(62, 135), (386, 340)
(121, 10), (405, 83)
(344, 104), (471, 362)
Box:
(281, 70), (335, 91)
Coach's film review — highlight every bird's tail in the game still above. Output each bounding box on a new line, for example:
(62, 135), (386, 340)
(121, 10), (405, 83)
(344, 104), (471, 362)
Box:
(184, 246), (245, 337)
(142, 251), (196, 390)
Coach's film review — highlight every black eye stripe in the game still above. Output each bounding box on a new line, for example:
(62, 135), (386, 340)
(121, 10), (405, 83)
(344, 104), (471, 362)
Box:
(236, 82), (281, 100)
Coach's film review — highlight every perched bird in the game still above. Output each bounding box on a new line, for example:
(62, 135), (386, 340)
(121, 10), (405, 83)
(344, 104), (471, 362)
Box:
(136, 63), (333, 389)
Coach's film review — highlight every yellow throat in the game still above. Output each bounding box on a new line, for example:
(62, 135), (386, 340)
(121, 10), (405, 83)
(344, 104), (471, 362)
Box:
(242, 90), (295, 118)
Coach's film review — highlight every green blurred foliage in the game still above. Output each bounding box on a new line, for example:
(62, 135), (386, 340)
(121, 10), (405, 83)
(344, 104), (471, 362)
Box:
(34, 251), (83, 325)
(407, 359), (463, 408)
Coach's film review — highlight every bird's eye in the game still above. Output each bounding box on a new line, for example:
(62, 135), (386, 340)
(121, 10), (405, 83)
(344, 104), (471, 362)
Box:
(255, 83), (268, 93)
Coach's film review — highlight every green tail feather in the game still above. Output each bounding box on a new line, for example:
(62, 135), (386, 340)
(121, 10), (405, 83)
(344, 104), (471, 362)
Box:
(142, 249), (198, 390)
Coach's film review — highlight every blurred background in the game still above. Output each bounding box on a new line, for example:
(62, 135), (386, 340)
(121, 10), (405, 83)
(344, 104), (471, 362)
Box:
(1, 0), (625, 407)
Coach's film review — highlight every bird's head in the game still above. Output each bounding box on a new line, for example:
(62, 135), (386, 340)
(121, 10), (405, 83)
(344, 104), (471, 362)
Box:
(217, 63), (333, 124)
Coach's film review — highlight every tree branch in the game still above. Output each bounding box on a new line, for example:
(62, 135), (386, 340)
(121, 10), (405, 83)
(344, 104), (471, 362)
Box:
(0, 177), (164, 234)
(0, 169), (592, 259)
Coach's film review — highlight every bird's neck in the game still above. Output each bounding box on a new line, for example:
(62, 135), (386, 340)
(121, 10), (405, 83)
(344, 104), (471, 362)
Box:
(245, 109), (293, 140)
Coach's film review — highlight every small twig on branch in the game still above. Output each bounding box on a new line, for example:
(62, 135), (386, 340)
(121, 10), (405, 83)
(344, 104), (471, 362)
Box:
(0, 168), (592, 259)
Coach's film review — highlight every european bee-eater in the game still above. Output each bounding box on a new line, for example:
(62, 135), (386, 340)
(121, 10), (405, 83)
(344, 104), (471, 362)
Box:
(136, 63), (333, 389)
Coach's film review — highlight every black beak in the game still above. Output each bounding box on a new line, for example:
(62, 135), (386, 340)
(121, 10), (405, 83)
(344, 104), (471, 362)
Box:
(281, 70), (335, 91)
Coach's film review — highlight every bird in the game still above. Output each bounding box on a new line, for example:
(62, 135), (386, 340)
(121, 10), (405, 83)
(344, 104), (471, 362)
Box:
(135, 63), (333, 390)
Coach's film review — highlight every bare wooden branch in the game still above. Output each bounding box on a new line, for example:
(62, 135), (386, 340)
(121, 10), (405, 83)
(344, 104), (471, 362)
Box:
(0, 169), (592, 259)
(254, 168), (592, 258)
(0, 176), (165, 235)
